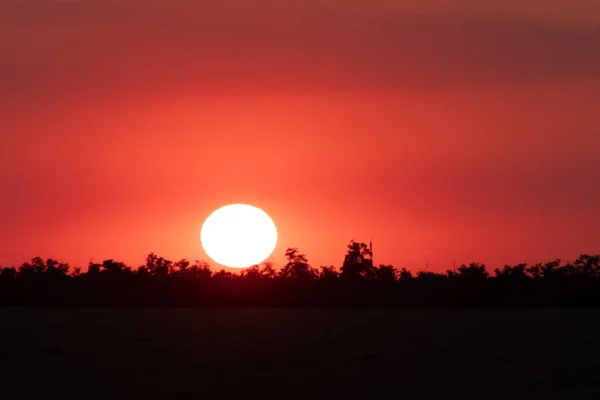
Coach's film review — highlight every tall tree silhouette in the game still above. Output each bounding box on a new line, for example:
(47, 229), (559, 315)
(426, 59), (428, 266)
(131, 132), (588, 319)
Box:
(341, 240), (374, 279)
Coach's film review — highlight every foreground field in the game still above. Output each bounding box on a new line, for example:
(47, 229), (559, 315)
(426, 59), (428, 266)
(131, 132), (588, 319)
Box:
(1, 309), (599, 399)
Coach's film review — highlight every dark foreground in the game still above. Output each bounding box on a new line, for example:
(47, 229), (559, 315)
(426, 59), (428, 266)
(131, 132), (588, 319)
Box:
(1, 309), (599, 399)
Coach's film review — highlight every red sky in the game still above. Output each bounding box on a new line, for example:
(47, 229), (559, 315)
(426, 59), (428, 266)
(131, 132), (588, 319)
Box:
(1, 0), (599, 272)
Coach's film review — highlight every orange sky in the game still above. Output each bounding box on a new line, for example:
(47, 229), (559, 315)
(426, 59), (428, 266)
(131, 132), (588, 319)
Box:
(1, 0), (599, 271)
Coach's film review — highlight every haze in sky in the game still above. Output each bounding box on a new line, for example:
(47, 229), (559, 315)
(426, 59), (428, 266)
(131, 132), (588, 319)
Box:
(1, 0), (599, 271)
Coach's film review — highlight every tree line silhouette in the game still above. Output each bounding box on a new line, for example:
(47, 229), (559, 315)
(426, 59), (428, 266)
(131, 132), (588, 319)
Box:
(1, 240), (599, 307)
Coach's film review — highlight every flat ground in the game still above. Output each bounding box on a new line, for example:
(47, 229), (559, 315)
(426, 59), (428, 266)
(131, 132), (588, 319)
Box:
(1, 309), (599, 399)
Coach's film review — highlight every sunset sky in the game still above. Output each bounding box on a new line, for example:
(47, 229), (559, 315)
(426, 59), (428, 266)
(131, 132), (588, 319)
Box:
(1, 0), (599, 271)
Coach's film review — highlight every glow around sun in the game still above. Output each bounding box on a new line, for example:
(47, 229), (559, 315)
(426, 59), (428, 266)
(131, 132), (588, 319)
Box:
(200, 204), (278, 268)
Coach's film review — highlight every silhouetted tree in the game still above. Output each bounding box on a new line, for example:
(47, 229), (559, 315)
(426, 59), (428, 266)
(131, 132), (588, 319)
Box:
(319, 266), (339, 281)
(145, 253), (172, 277)
(447, 263), (489, 281)
(17, 257), (69, 278)
(0, 266), (17, 279)
(341, 240), (374, 279)
(240, 265), (262, 279)
(415, 270), (446, 282)
(88, 261), (101, 275)
(398, 268), (413, 281)
(187, 260), (212, 279)
(573, 254), (600, 277)
(527, 260), (563, 280)
(174, 259), (190, 275)
(494, 263), (528, 279)
(213, 269), (235, 281)
(101, 259), (130, 275)
(260, 262), (277, 279)
(279, 248), (317, 280)
(374, 265), (397, 282)
(45, 258), (70, 276)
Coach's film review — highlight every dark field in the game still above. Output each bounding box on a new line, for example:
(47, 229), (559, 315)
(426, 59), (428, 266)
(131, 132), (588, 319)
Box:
(1, 309), (600, 399)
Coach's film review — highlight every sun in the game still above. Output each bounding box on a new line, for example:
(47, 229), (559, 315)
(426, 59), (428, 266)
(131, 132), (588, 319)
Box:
(200, 204), (278, 268)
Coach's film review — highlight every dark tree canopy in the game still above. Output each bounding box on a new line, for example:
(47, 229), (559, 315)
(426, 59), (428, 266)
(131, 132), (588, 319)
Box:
(341, 240), (374, 279)
(0, 240), (598, 307)
(280, 248), (317, 280)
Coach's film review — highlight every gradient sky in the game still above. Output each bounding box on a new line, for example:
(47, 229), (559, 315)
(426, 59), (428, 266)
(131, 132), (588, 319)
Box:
(1, 0), (599, 271)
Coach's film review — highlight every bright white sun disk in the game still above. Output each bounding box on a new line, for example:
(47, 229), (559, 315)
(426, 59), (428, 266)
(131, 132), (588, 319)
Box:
(200, 204), (278, 268)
